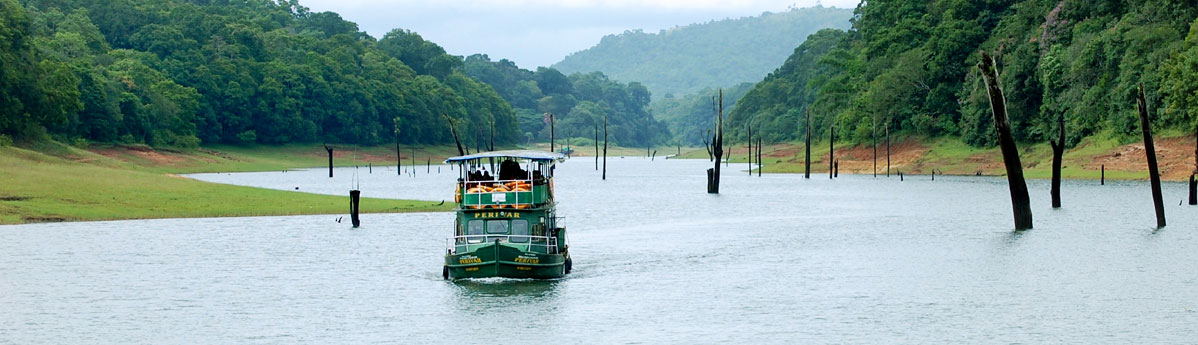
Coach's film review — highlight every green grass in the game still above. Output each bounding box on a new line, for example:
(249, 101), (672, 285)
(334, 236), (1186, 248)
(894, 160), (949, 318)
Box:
(87, 143), (466, 174)
(0, 145), (449, 225)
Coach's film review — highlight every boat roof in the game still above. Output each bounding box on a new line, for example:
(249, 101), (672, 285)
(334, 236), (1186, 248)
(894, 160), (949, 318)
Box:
(445, 150), (566, 163)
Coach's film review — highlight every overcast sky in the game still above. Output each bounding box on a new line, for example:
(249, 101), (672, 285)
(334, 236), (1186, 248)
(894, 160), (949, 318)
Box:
(298, 0), (860, 69)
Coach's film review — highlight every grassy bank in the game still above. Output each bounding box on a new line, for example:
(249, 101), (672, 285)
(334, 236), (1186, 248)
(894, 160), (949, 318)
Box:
(0, 142), (452, 225)
(672, 132), (1197, 181)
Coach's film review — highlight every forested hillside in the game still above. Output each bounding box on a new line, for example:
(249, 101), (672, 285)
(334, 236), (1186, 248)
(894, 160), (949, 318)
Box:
(462, 54), (667, 147)
(552, 6), (852, 99)
(649, 83), (753, 146)
(0, 0), (517, 147)
(730, 0), (1198, 148)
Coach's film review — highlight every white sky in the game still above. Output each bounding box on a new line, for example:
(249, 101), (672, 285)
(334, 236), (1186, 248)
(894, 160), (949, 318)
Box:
(298, 0), (861, 69)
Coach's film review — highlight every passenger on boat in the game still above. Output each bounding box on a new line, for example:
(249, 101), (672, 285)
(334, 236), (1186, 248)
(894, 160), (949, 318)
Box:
(498, 159), (527, 181)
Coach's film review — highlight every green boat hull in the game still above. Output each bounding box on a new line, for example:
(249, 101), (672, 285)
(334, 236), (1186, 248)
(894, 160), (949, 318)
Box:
(445, 242), (569, 279)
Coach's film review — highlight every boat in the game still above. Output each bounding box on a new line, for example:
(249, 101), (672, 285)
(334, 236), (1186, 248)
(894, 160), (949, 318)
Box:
(442, 150), (571, 280)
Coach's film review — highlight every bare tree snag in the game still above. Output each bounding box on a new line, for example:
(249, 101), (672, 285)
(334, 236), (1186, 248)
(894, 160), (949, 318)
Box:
(349, 189), (360, 228)
(603, 115), (608, 180)
(708, 89), (725, 194)
(829, 126), (835, 180)
(805, 107), (811, 179)
(873, 117), (877, 178)
(1191, 125), (1197, 205)
(1137, 84), (1166, 228)
(978, 51), (1033, 230)
(1101, 165), (1105, 185)
(443, 115), (466, 156)
(1050, 114), (1065, 208)
(549, 113), (555, 153)
(758, 136), (762, 177)
(323, 143), (334, 178)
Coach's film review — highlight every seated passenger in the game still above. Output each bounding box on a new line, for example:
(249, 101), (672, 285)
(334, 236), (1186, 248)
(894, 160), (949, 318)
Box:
(498, 159), (527, 181)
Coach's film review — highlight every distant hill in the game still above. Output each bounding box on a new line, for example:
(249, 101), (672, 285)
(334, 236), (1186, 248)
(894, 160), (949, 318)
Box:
(551, 7), (853, 99)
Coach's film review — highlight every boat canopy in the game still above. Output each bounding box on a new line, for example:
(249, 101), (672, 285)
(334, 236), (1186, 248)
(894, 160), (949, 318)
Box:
(445, 150), (566, 164)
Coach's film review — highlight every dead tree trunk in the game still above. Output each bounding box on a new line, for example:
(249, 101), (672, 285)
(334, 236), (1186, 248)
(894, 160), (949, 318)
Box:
(1101, 165), (1105, 185)
(1191, 125), (1197, 205)
(349, 189), (360, 228)
(444, 115), (465, 156)
(603, 115), (608, 180)
(1050, 115), (1065, 208)
(758, 137), (763, 177)
(829, 126), (835, 180)
(1137, 84), (1166, 228)
(805, 108), (811, 179)
(323, 144), (334, 178)
(549, 113), (555, 153)
(1190, 174), (1196, 205)
(978, 51), (1033, 230)
(708, 89), (725, 194)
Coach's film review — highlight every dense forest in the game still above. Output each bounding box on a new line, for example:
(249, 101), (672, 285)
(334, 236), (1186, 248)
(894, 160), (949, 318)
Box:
(462, 54), (667, 147)
(0, 0), (518, 147)
(552, 7), (852, 100)
(729, 0), (1198, 148)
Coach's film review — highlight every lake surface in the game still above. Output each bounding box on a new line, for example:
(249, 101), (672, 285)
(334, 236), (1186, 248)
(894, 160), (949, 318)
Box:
(3, 157), (1197, 343)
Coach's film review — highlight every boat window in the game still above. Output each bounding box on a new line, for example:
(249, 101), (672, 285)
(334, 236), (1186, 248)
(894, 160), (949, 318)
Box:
(486, 220), (509, 234)
(467, 220), (484, 236)
(510, 220), (529, 242)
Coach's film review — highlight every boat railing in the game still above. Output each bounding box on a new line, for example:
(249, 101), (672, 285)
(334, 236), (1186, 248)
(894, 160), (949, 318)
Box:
(459, 178), (548, 209)
(447, 235), (559, 254)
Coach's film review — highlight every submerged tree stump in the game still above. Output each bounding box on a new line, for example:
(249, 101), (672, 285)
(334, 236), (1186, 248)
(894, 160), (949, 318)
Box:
(603, 115), (608, 180)
(1192, 125), (1197, 205)
(708, 90), (725, 193)
(804, 107), (812, 179)
(1050, 115), (1065, 208)
(829, 126), (835, 180)
(1137, 84), (1166, 228)
(324, 144), (334, 178)
(349, 189), (361, 228)
(979, 51), (1033, 230)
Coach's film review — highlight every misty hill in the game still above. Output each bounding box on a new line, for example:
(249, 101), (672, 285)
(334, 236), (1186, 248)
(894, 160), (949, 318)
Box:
(551, 7), (853, 99)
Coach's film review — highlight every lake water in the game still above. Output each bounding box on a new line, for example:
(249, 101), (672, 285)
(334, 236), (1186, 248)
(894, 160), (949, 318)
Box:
(2, 157), (1197, 343)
